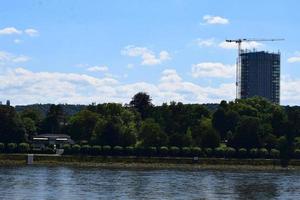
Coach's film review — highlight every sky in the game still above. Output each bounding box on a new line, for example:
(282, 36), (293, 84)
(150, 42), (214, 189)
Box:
(0, 0), (300, 105)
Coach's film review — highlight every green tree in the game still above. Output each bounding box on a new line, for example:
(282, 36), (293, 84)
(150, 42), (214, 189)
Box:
(40, 104), (65, 134)
(0, 105), (26, 143)
(130, 92), (153, 119)
(231, 116), (263, 149)
(139, 118), (168, 147)
(68, 109), (100, 141)
(22, 117), (37, 139)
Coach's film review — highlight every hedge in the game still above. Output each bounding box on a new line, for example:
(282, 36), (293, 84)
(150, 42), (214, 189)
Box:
(113, 146), (123, 155)
(237, 148), (247, 158)
(7, 143), (17, 153)
(181, 147), (191, 156)
(18, 143), (30, 153)
(159, 146), (168, 156)
(169, 146), (180, 156)
(102, 145), (111, 155)
(91, 145), (102, 155)
(81, 145), (91, 154)
(124, 146), (135, 156)
(0, 143), (5, 152)
(71, 144), (81, 154)
(270, 149), (280, 159)
(191, 147), (202, 157)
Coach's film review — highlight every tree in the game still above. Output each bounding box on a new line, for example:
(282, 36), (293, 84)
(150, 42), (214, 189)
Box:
(0, 105), (26, 143)
(129, 92), (153, 119)
(92, 117), (124, 146)
(22, 117), (37, 139)
(231, 116), (263, 149)
(68, 109), (100, 141)
(40, 104), (65, 134)
(139, 118), (168, 147)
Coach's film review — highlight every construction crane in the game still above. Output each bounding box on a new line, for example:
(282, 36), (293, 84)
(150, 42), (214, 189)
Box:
(226, 38), (284, 99)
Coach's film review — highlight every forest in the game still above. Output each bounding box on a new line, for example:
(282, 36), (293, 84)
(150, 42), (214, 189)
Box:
(1, 92), (300, 160)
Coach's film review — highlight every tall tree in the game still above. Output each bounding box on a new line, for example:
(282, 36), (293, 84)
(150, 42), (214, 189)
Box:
(0, 105), (26, 143)
(40, 104), (65, 134)
(129, 92), (153, 119)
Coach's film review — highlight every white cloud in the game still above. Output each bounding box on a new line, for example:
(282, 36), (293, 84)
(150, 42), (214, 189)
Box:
(14, 39), (22, 44)
(219, 41), (263, 49)
(202, 15), (229, 25)
(281, 76), (300, 105)
(0, 67), (237, 105)
(0, 51), (30, 65)
(2, 67), (298, 106)
(191, 62), (235, 78)
(121, 45), (171, 66)
(287, 52), (300, 63)
(0, 27), (22, 35)
(24, 28), (39, 37)
(87, 65), (109, 72)
(196, 38), (215, 47)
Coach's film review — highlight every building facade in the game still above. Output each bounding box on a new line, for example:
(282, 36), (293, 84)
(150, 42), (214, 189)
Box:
(240, 51), (280, 104)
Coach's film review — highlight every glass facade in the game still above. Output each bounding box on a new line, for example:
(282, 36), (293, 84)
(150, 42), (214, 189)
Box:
(240, 51), (280, 104)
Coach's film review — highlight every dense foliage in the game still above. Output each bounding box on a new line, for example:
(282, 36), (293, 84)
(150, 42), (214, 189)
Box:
(2, 93), (300, 160)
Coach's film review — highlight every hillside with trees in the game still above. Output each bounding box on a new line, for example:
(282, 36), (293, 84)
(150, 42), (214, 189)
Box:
(1, 92), (300, 162)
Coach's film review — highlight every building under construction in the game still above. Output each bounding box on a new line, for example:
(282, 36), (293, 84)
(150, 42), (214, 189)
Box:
(240, 50), (280, 104)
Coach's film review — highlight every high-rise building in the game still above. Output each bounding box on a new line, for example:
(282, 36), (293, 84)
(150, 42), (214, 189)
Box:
(240, 50), (280, 104)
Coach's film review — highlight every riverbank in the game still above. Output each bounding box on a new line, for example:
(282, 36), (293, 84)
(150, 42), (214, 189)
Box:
(1, 154), (300, 170)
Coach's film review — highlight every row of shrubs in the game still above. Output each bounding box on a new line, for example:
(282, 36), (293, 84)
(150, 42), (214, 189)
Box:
(0, 143), (54, 154)
(2, 143), (300, 159)
(62, 144), (300, 159)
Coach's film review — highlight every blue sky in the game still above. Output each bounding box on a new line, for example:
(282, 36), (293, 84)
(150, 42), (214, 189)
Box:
(0, 0), (300, 105)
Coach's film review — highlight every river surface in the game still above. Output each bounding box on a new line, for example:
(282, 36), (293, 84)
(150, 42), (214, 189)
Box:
(0, 166), (299, 199)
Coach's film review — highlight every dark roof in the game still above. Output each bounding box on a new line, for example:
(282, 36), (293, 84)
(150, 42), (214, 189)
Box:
(36, 134), (71, 139)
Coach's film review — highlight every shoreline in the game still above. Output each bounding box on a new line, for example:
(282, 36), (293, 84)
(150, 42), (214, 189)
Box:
(1, 154), (300, 171)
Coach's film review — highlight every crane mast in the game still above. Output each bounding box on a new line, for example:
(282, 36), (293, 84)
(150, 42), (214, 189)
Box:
(225, 38), (284, 100)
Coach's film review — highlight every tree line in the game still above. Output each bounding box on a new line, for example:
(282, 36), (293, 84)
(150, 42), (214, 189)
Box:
(1, 92), (300, 160)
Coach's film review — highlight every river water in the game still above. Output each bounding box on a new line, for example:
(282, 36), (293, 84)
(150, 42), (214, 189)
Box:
(0, 166), (299, 199)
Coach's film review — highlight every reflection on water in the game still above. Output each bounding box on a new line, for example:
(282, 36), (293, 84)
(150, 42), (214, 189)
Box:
(0, 166), (299, 199)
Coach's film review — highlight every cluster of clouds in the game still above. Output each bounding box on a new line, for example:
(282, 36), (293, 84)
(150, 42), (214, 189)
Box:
(0, 66), (235, 105)
(121, 45), (171, 66)
(0, 51), (30, 65)
(202, 15), (229, 25)
(0, 27), (39, 37)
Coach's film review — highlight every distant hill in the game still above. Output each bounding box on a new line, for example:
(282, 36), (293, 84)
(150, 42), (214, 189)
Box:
(15, 104), (86, 116)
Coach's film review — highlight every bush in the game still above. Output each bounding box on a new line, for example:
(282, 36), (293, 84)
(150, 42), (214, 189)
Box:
(191, 147), (202, 157)
(81, 145), (91, 154)
(135, 146), (145, 156)
(7, 143), (17, 153)
(18, 143), (30, 153)
(71, 144), (81, 154)
(124, 146), (135, 156)
(225, 147), (236, 158)
(159, 146), (168, 156)
(113, 146), (123, 155)
(91, 145), (102, 155)
(294, 149), (300, 159)
(270, 149), (280, 159)
(258, 148), (269, 158)
(169, 146), (180, 156)
(204, 148), (213, 157)
(214, 147), (225, 158)
(102, 145), (111, 155)
(146, 147), (157, 156)
(249, 148), (258, 158)
(62, 144), (71, 154)
(43, 147), (55, 154)
(0, 143), (5, 152)
(237, 148), (247, 158)
(181, 147), (191, 157)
